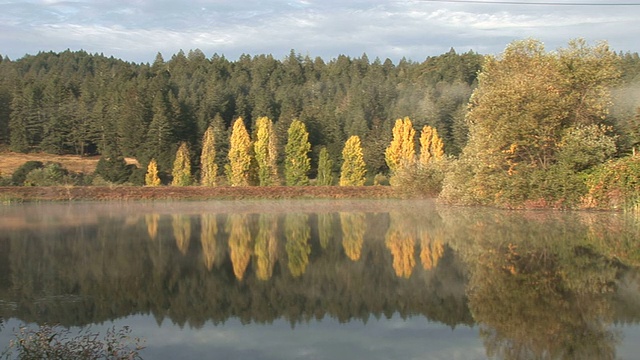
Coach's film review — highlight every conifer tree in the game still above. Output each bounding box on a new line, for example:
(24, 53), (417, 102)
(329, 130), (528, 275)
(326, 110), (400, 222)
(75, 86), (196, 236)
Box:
(200, 125), (217, 186)
(385, 117), (416, 173)
(145, 158), (161, 186)
(340, 135), (367, 186)
(316, 146), (334, 186)
(254, 116), (278, 185)
(419, 125), (444, 166)
(171, 142), (192, 186)
(226, 117), (252, 186)
(284, 119), (311, 186)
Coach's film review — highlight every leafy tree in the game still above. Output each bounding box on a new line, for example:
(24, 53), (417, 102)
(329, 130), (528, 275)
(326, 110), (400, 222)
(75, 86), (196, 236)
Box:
(339, 135), (367, 186)
(145, 158), (161, 186)
(385, 117), (416, 175)
(419, 125), (444, 165)
(284, 119), (311, 186)
(200, 125), (218, 186)
(316, 146), (334, 186)
(225, 117), (252, 186)
(253, 116), (278, 185)
(171, 142), (192, 186)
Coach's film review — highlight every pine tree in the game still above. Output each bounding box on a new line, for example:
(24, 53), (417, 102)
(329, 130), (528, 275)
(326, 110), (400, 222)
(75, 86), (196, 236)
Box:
(340, 135), (367, 186)
(226, 117), (252, 186)
(171, 142), (192, 186)
(254, 116), (278, 185)
(385, 117), (416, 173)
(419, 125), (444, 166)
(284, 119), (311, 186)
(145, 158), (161, 186)
(316, 146), (334, 186)
(200, 125), (218, 186)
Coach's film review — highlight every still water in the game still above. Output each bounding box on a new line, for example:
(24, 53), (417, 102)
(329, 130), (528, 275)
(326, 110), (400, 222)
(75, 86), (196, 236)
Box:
(1, 199), (640, 359)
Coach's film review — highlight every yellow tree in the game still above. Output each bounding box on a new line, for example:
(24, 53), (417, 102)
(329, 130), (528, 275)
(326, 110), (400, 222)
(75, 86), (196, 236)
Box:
(171, 142), (192, 186)
(145, 158), (161, 186)
(200, 125), (218, 186)
(254, 116), (279, 186)
(339, 135), (367, 186)
(419, 125), (444, 166)
(226, 118), (252, 186)
(385, 117), (416, 174)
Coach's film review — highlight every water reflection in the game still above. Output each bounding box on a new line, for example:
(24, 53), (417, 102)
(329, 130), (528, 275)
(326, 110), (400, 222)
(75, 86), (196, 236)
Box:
(1, 201), (640, 359)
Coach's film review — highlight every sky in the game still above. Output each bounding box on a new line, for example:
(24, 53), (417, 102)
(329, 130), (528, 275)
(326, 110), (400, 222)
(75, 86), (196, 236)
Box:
(1, 0), (639, 64)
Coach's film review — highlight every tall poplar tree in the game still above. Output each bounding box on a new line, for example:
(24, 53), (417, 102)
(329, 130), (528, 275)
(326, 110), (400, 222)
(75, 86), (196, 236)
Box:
(316, 147), (334, 186)
(254, 116), (278, 185)
(226, 117), (252, 186)
(340, 135), (367, 186)
(284, 119), (311, 186)
(200, 125), (218, 186)
(171, 142), (192, 186)
(419, 125), (444, 166)
(145, 158), (161, 186)
(385, 117), (416, 174)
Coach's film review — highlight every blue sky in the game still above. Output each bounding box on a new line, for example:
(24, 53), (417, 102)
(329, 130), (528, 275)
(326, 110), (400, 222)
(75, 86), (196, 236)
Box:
(1, 0), (639, 63)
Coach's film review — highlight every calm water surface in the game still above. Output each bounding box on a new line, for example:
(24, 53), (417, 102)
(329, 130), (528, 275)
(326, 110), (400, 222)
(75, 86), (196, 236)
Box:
(1, 199), (640, 359)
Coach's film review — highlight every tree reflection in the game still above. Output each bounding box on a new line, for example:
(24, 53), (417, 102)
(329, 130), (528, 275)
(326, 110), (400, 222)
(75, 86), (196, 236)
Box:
(317, 213), (334, 249)
(172, 214), (192, 255)
(385, 212), (416, 278)
(200, 213), (220, 271)
(226, 213), (252, 281)
(419, 231), (444, 270)
(285, 213), (311, 277)
(254, 213), (278, 280)
(457, 212), (622, 360)
(340, 212), (365, 261)
(145, 213), (159, 241)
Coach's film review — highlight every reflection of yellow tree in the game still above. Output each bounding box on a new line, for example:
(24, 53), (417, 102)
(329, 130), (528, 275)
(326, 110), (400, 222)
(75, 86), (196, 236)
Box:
(317, 213), (333, 249)
(385, 212), (416, 278)
(200, 213), (219, 270)
(226, 213), (252, 281)
(419, 230), (445, 270)
(172, 214), (192, 255)
(340, 212), (365, 261)
(285, 213), (311, 277)
(145, 213), (160, 240)
(254, 214), (278, 280)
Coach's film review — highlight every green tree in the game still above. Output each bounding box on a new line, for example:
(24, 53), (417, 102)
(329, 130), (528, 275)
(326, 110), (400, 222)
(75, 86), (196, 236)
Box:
(340, 135), (367, 186)
(284, 119), (311, 186)
(226, 117), (252, 186)
(253, 116), (279, 185)
(145, 158), (161, 186)
(171, 142), (192, 186)
(316, 146), (334, 186)
(200, 125), (218, 186)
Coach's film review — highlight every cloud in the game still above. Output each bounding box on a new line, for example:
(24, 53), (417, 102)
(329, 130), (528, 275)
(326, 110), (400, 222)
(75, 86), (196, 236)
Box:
(0, 0), (639, 62)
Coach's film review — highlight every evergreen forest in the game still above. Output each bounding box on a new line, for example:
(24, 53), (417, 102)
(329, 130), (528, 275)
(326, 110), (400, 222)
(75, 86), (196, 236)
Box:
(1, 39), (640, 209)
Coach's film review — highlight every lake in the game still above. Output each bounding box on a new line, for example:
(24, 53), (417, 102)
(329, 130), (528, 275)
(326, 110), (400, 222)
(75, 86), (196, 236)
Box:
(1, 199), (640, 359)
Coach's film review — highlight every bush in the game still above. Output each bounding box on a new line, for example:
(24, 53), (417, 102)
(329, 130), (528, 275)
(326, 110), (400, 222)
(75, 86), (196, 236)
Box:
(94, 157), (133, 184)
(1, 324), (145, 360)
(11, 161), (44, 185)
(584, 155), (640, 210)
(392, 160), (449, 197)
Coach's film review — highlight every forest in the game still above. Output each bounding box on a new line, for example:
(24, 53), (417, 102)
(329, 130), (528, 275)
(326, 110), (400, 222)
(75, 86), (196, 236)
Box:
(1, 39), (640, 208)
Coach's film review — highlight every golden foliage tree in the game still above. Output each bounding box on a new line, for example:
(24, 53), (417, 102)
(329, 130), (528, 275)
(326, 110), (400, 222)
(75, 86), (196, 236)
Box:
(284, 119), (311, 186)
(145, 158), (161, 186)
(171, 142), (192, 186)
(339, 135), (367, 186)
(200, 125), (218, 186)
(419, 125), (444, 166)
(285, 213), (311, 277)
(226, 118), (252, 186)
(226, 213), (252, 281)
(340, 212), (366, 261)
(385, 117), (416, 174)
(254, 116), (279, 186)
